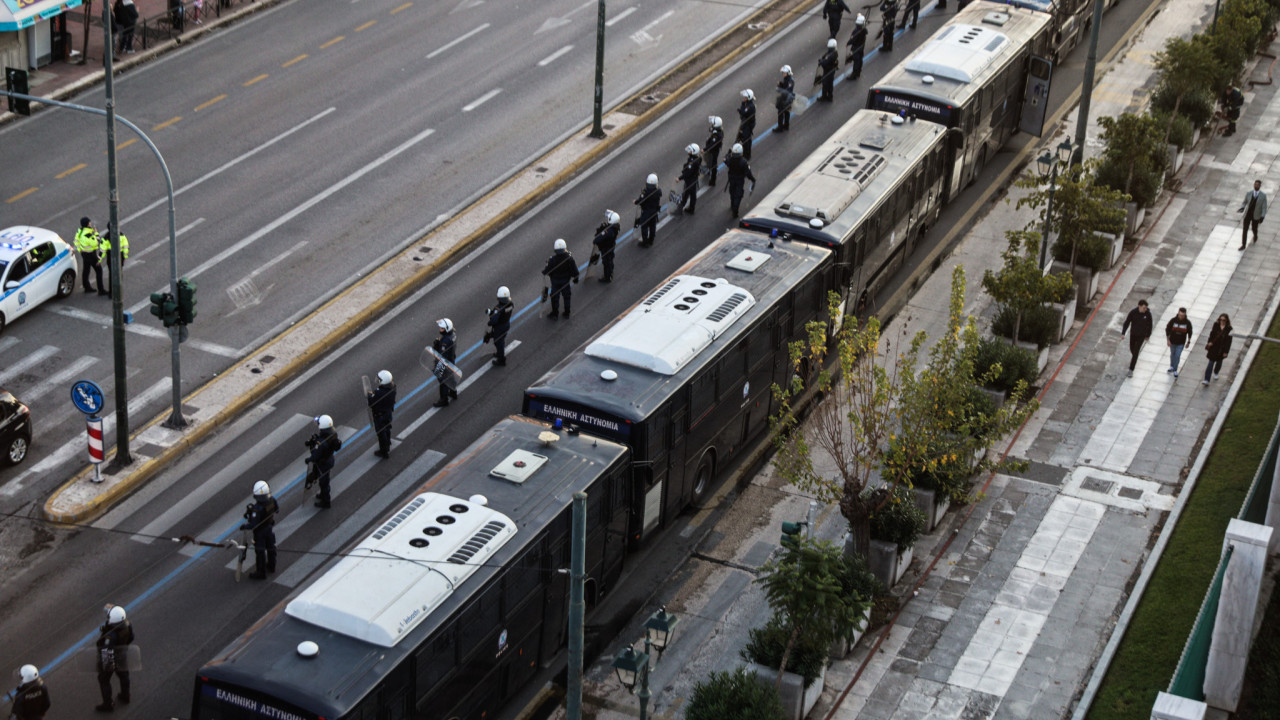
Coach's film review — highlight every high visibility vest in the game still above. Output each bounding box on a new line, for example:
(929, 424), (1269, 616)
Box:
(74, 227), (100, 253)
(100, 233), (129, 260)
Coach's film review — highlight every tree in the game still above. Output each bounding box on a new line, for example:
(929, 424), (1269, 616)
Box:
(1096, 113), (1167, 206)
(686, 667), (785, 720)
(1016, 160), (1127, 274)
(981, 231), (1073, 346)
(1153, 36), (1219, 143)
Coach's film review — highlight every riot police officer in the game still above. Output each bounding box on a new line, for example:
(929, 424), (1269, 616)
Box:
(879, 0), (899, 52)
(777, 66), (796, 130)
(726, 144), (757, 218)
(74, 217), (103, 294)
(485, 287), (514, 363)
(96, 605), (134, 712)
(13, 665), (51, 720)
(704, 116), (725, 187)
(305, 415), (342, 508)
(817, 39), (840, 102)
(677, 144), (701, 214)
(635, 174), (662, 246)
(367, 371), (396, 456)
(591, 211), (621, 284)
(432, 319), (459, 406)
(241, 482), (279, 578)
(542, 239), (580, 319)
(904, 0), (920, 29)
(846, 14), (867, 79)
(736, 89), (757, 161)
(821, 0), (852, 38)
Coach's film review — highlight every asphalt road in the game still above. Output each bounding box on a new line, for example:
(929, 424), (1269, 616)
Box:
(0, 0), (1161, 717)
(0, 0), (763, 492)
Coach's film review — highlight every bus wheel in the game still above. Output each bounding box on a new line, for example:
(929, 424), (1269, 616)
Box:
(691, 451), (716, 508)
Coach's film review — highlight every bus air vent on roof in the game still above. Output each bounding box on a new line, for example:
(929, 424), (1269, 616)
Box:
(776, 147), (886, 223)
(642, 278), (681, 306)
(903, 24), (1008, 84)
(447, 520), (509, 564)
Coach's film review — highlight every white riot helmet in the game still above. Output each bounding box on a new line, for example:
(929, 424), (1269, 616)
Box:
(731, 143), (744, 156)
(496, 286), (511, 301)
(781, 65), (792, 74)
(741, 89), (755, 101)
(253, 480), (270, 497)
(436, 318), (454, 333)
(646, 173), (658, 185)
(316, 414), (334, 430)
(108, 605), (127, 624)
(604, 210), (620, 225)
(856, 13), (866, 25)
(19, 665), (39, 684)
(377, 370), (393, 385)
(686, 143), (700, 155)
(827, 38), (837, 49)
(553, 238), (567, 251)
(708, 115), (723, 129)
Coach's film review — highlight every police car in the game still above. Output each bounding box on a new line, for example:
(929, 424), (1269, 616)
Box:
(0, 226), (78, 333)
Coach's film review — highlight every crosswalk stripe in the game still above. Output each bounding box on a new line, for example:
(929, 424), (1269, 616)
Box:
(0, 336), (20, 355)
(0, 345), (57, 386)
(396, 339), (520, 441)
(23, 356), (98, 402)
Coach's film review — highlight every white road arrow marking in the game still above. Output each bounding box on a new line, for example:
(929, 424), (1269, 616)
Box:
(535, 0), (596, 33)
(450, 0), (484, 13)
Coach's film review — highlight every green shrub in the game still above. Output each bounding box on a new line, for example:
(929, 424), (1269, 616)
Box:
(1096, 155), (1163, 208)
(1053, 230), (1112, 271)
(975, 336), (1039, 392)
(1045, 272), (1077, 303)
(741, 615), (829, 688)
(1152, 84), (1216, 128)
(841, 553), (884, 606)
(1154, 111), (1195, 150)
(687, 667), (786, 720)
(866, 484), (927, 552)
(993, 304), (1058, 348)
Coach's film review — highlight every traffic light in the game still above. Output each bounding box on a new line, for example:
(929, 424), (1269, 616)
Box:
(149, 291), (179, 327)
(5, 67), (30, 116)
(176, 277), (197, 325)
(781, 521), (804, 549)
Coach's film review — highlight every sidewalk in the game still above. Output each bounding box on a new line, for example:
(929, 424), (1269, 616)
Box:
(573, 0), (1280, 718)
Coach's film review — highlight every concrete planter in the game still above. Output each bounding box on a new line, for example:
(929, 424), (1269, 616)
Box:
(1124, 202), (1147, 238)
(912, 486), (952, 533)
(978, 385), (1009, 409)
(1192, 126), (1202, 147)
(1166, 145), (1185, 177)
(746, 661), (826, 720)
(1094, 230), (1123, 270)
(868, 538), (913, 589)
(1048, 292), (1077, 343)
(1014, 340), (1050, 374)
(829, 606), (873, 659)
(1053, 260), (1100, 309)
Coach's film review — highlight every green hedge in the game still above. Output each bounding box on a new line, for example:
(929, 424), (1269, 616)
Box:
(993, 304), (1059, 349)
(687, 667), (786, 720)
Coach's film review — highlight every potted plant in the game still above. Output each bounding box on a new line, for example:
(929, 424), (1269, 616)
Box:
(830, 555), (881, 659)
(974, 337), (1039, 406)
(992, 304), (1057, 368)
(1044, 274), (1077, 342)
(865, 484), (927, 588)
(687, 667), (786, 720)
(1155, 111), (1194, 176)
(1152, 35), (1218, 153)
(982, 230), (1074, 354)
(742, 618), (828, 720)
(1096, 113), (1167, 236)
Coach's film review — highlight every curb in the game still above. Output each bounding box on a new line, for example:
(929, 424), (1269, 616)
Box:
(40, 0), (811, 524)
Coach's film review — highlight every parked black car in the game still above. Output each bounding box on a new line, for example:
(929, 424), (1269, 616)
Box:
(0, 389), (31, 466)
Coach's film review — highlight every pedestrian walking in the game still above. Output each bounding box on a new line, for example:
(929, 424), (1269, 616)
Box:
(1237, 179), (1267, 249)
(1222, 85), (1244, 136)
(704, 116), (724, 187)
(99, 225), (129, 297)
(75, 217), (104, 294)
(1120, 299), (1153, 378)
(113, 0), (138, 55)
(168, 0), (185, 33)
(591, 212), (621, 284)
(635, 174), (662, 246)
(816, 39), (840, 102)
(776, 66), (796, 130)
(1166, 307), (1193, 377)
(240, 482), (279, 578)
(846, 14), (867, 79)
(305, 414), (341, 508)
(904, 0), (920, 29)
(822, 0), (852, 38)
(879, 0), (899, 52)
(95, 604), (134, 712)
(485, 287), (514, 363)
(542, 239), (580, 319)
(192, 0), (203, 24)
(736, 89), (757, 161)
(12, 665), (51, 720)
(431, 319), (459, 406)
(367, 371), (396, 455)
(676, 144), (702, 214)
(725, 143), (757, 217)
(1201, 314), (1233, 385)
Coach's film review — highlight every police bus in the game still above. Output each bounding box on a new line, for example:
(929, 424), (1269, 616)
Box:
(1001, 0), (1093, 64)
(868, 0), (1055, 191)
(523, 230), (832, 545)
(738, 110), (954, 318)
(192, 416), (630, 720)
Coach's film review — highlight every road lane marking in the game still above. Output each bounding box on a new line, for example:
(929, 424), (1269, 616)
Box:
(282, 54), (308, 67)
(390, 2), (412, 13)
(463, 88), (502, 111)
(47, 306), (240, 357)
(152, 117), (181, 131)
(132, 217), (204, 261)
(538, 45), (574, 66)
(320, 35), (345, 49)
(23, 356), (97, 402)
(112, 138), (138, 151)
(606, 6), (636, 25)
(6, 187), (37, 203)
(396, 340), (520, 440)
(641, 9), (674, 29)
(426, 22), (489, 59)
(56, 164), (87, 179)
(194, 94), (227, 112)
(0, 337), (19, 354)
(0, 345), (57, 385)
(355, 20), (376, 31)
(243, 73), (268, 86)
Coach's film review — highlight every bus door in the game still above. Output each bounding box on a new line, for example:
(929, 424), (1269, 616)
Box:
(665, 401), (689, 515)
(1019, 56), (1053, 137)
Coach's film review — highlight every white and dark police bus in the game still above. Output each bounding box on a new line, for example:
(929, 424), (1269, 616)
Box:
(868, 1), (1055, 191)
(192, 416), (631, 720)
(999, 0), (1094, 64)
(524, 230), (832, 545)
(738, 110), (954, 318)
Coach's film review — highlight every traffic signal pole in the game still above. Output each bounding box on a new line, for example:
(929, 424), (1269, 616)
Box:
(101, 4), (132, 465)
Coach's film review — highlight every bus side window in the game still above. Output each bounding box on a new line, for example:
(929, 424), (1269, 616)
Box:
(504, 546), (543, 611)
(415, 623), (457, 699)
(689, 368), (718, 425)
(458, 586), (502, 653)
(749, 316), (772, 367)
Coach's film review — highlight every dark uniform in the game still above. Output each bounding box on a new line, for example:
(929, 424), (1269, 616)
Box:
(737, 96), (757, 161)
(542, 247), (580, 318)
(635, 181), (662, 246)
(822, 0), (852, 37)
(880, 0), (899, 52)
(367, 381), (396, 455)
(592, 221), (621, 283)
(74, 219), (103, 293)
(485, 297), (514, 362)
(817, 46), (840, 102)
(306, 427), (341, 508)
(242, 491), (279, 577)
(726, 154), (757, 217)
(904, 0), (919, 29)
(678, 152), (701, 214)
(777, 72), (795, 130)
(96, 616), (134, 710)
(704, 123), (724, 187)
(432, 327), (459, 405)
(13, 678), (51, 720)
(846, 20), (867, 79)
(1223, 86), (1244, 136)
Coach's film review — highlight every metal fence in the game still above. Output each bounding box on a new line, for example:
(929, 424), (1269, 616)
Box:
(65, 0), (258, 59)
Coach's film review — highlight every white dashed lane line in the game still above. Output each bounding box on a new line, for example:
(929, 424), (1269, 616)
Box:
(463, 88), (503, 112)
(538, 45), (574, 66)
(426, 23), (490, 60)
(606, 6), (636, 26)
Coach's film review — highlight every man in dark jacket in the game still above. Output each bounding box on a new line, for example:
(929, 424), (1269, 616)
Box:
(725, 143), (757, 217)
(704, 116), (724, 187)
(485, 287), (514, 364)
(306, 414), (342, 507)
(1120, 299), (1153, 378)
(366, 371), (396, 455)
(817, 39), (840, 102)
(822, 0), (852, 38)
(96, 605), (134, 711)
(1222, 85), (1244, 136)
(542, 239), (580, 319)
(591, 211), (621, 283)
(431, 319), (459, 406)
(1166, 307), (1193, 377)
(1238, 179), (1267, 249)
(13, 665), (51, 720)
(677, 144), (701, 214)
(776, 65), (796, 130)
(635, 174), (662, 246)
(736, 89), (757, 160)
(242, 482), (279, 578)
(846, 14), (867, 79)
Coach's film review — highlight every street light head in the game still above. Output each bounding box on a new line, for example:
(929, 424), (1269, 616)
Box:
(612, 646), (648, 692)
(1056, 139), (1075, 163)
(1036, 151), (1054, 179)
(644, 606), (680, 654)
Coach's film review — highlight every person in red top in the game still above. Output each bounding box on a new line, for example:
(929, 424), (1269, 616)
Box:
(1166, 307), (1193, 377)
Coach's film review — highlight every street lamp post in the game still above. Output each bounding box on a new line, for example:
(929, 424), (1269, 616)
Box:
(1036, 139), (1077, 270)
(611, 607), (680, 720)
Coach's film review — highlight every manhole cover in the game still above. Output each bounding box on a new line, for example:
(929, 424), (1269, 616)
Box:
(1117, 486), (1145, 500)
(1081, 477), (1114, 493)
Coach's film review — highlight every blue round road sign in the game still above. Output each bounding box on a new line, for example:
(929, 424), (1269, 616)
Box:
(71, 380), (105, 416)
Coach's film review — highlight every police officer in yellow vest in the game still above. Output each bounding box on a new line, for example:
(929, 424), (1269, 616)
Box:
(99, 226), (129, 297)
(74, 217), (104, 294)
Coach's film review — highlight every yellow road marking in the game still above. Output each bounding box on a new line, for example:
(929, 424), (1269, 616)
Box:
(282, 54), (308, 68)
(56, 163), (87, 179)
(390, 3), (412, 14)
(6, 187), (38, 203)
(355, 20), (376, 31)
(320, 36), (344, 49)
(114, 138), (139, 150)
(243, 73), (268, 87)
(152, 117), (181, 131)
(194, 94), (227, 112)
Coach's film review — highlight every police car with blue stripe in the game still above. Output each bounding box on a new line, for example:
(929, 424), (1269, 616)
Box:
(0, 226), (78, 333)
